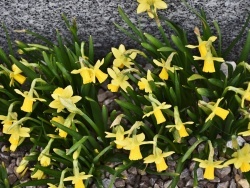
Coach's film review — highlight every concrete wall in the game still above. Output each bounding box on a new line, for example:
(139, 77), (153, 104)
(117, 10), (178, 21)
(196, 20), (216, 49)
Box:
(0, 0), (249, 61)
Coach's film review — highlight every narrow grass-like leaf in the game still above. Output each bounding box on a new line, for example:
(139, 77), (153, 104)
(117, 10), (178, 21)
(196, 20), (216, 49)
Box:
(66, 136), (88, 155)
(88, 35), (94, 63)
(238, 30), (250, 63)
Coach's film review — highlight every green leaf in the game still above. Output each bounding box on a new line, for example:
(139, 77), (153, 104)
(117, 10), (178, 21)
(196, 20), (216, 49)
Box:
(144, 33), (163, 49)
(181, 137), (207, 162)
(188, 74), (206, 82)
(171, 35), (186, 52)
(88, 35), (94, 63)
(157, 47), (176, 52)
(213, 21), (222, 56)
(66, 136), (88, 155)
(196, 88), (215, 97)
(115, 99), (143, 117)
(0, 48), (11, 68)
(208, 78), (224, 88)
(141, 42), (158, 54)
(238, 30), (250, 63)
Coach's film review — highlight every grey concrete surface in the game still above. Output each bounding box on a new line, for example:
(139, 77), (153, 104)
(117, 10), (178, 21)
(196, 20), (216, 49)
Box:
(0, 0), (249, 61)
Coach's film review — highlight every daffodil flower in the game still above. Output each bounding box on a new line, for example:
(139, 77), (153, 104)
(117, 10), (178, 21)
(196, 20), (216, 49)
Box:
(143, 135), (174, 172)
(193, 140), (224, 180)
(193, 50), (224, 73)
(9, 64), (27, 86)
(14, 78), (46, 112)
(71, 58), (108, 84)
(38, 138), (54, 167)
(153, 52), (182, 80)
(143, 94), (172, 124)
(224, 143), (250, 172)
(138, 70), (154, 93)
(186, 31), (217, 58)
(31, 168), (45, 179)
(0, 112), (18, 134)
(64, 159), (92, 188)
(49, 85), (82, 113)
(16, 157), (29, 174)
(6, 123), (30, 151)
(199, 98), (229, 122)
(227, 82), (250, 108)
(107, 67), (136, 92)
(111, 44), (137, 68)
(166, 106), (193, 139)
(137, 0), (168, 18)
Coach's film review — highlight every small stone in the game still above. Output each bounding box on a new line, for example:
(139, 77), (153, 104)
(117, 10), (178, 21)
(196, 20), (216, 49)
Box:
(139, 176), (150, 188)
(102, 178), (114, 188)
(198, 143), (205, 153)
(10, 151), (25, 158)
(8, 174), (17, 185)
(186, 179), (193, 187)
(154, 179), (163, 188)
(229, 179), (237, 188)
(138, 169), (147, 175)
(189, 162), (196, 171)
(206, 182), (216, 188)
(188, 137), (197, 145)
(235, 174), (241, 182)
(6, 161), (15, 175)
(180, 168), (190, 180)
(164, 180), (178, 188)
(149, 177), (157, 186)
(125, 174), (136, 185)
(167, 160), (176, 167)
(191, 168), (204, 180)
(210, 177), (220, 183)
(238, 179), (250, 188)
(128, 167), (137, 175)
(115, 178), (125, 188)
(217, 181), (229, 188)
(126, 185), (133, 188)
(215, 166), (231, 179)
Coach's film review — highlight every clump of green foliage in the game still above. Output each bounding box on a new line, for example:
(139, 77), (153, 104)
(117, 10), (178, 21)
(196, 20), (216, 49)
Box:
(0, 0), (250, 187)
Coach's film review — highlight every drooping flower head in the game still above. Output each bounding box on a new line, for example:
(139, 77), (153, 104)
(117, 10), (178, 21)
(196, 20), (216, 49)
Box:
(105, 114), (129, 149)
(227, 82), (250, 108)
(15, 78), (46, 112)
(143, 94), (172, 124)
(193, 140), (224, 180)
(115, 121), (151, 160)
(224, 143), (250, 172)
(49, 85), (82, 113)
(137, 0), (168, 18)
(64, 159), (92, 188)
(111, 44), (137, 68)
(71, 58), (108, 84)
(138, 70), (154, 93)
(31, 168), (45, 180)
(153, 52), (182, 80)
(38, 138), (54, 167)
(199, 98), (229, 122)
(166, 106), (193, 141)
(143, 135), (174, 172)
(107, 67), (137, 92)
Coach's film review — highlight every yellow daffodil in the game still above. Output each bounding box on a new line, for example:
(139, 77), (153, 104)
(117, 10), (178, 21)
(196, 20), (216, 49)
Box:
(138, 70), (154, 93)
(38, 138), (54, 167)
(6, 124), (30, 151)
(224, 143), (250, 172)
(64, 160), (92, 188)
(49, 85), (82, 113)
(0, 112), (18, 134)
(166, 106), (193, 139)
(144, 135), (174, 172)
(51, 113), (75, 138)
(143, 94), (171, 124)
(193, 50), (224, 73)
(137, 0), (168, 18)
(116, 133), (146, 160)
(9, 64), (26, 86)
(71, 58), (108, 84)
(16, 157), (29, 174)
(186, 29), (217, 58)
(228, 82), (250, 108)
(193, 140), (224, 180)
(107, 67), (136, 92)
(111, 44), (137, 68)
(31, 168), (45, 179)
(14, 78), (46, 112)
(105, 125), (128, 149)
(199, 98), (229, 122)
(153, 52), (181, 80)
